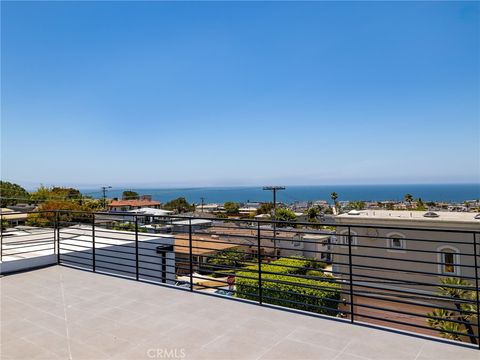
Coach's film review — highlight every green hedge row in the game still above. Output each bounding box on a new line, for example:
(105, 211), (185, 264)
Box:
(235, 257), (340, 316)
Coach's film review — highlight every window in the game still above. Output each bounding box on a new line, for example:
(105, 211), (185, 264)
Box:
(387, 232), (406, 251)
(338, 230), (357, 246)
(437, 246), (460, 275)
(443, 251), (455, 273)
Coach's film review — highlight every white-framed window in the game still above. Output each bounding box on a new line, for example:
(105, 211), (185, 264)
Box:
(386, 232), (406, 251)
(338, 230), (357, 246)
(437, 246), (460, 275)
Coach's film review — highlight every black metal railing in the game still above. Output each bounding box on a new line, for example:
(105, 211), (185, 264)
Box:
(1, 209), (479, 348)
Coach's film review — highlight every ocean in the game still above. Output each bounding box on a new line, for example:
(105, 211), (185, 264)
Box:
(83, 184), (480, 204)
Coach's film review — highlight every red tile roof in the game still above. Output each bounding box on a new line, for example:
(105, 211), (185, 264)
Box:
(108, 200), (161, 207)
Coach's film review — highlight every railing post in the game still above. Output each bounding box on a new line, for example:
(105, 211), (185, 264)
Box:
(189, 218), (193, 292)
(92, 214), (96, 272)
(348, 226), (354, 323)
(135, 216), (139, 280)
(273, 221), (277, 260)
(473, 232), (480, 349)
(257, 222), (262, 305)
(1, 214), (4, 262)
(56, 211), (60, 264)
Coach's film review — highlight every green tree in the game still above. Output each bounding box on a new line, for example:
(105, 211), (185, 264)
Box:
(207, 250), (247, 268)
(427, 278), (478, 344)
(215, 212), (228, 219)
(29, 185), (83, 205)
(256, 202), (274, 215)
(30, 185), (52, 204)
(26, 200), (84, 227)
(24, 185), (99, 226)
(0, 181), (30, 207)
(224, 201), (240, 215)
(275, 208), (297, 227)
(323, 207), (334, 215)
(51, 187), (81, 199)
(122, 190), (139, 200)
(416, 198), (426, 211)
(306, 207), (320, 222)
(404, 193), (414, 207)
(346, 201), (365, 211)
(163, 197), (194, 213)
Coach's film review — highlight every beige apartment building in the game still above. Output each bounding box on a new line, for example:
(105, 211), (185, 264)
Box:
(334, 210), (480, 295)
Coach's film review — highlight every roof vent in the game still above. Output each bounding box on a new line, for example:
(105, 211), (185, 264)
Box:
(423, 212), (439, 218)
(475, 214), (480, 220)
(347, 210), (361, 216)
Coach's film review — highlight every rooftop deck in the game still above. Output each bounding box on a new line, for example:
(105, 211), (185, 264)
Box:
(1, 266), (478, 360)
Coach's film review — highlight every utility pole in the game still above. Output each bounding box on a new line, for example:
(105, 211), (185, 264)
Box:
(200, 197), (205, 213)
(263, 186), (285, 259)
(101, 186), (112, 209)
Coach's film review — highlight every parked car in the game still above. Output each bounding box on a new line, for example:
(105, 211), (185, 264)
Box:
(214, 288), (234, 297)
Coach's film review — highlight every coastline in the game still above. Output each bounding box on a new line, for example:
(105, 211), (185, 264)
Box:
(81, 183), (480, 204)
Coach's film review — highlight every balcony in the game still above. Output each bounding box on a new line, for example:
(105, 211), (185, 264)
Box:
(2, 265), (478, 360)
(1, 210), (479, 359)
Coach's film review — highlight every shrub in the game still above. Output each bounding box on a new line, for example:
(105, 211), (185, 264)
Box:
(306, 270), (324, 278)
(427, 278), (478, 344)
(235, 257), (340, 316)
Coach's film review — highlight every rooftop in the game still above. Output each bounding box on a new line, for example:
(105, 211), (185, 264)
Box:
(172, 219), (213, 226)
(0, 208), (28, 220)
(128, 207), (173, 215)
(174, 234), (241, 255)
(337, 209), (480, 225)
(2, 265), (477, 360)
(109, 199), (161, 207)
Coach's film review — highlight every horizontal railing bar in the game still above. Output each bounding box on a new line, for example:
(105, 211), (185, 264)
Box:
(354, 312), (479, 339)
(52, 210), (480, 234)
(59, 253), (92, 262)
(352, 290), (479, 316)
(58, 257), (93, 267)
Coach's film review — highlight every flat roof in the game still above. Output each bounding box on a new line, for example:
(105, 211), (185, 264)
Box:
(128, 207), (173, 215)
(338, 210), (479, 221)
(174, 234), (240, 255)
(1, 226), (174, 263)
(172, 219), (213, 226)
(337, 210), (480, 228)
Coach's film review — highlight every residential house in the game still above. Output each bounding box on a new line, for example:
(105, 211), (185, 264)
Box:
(0, 208), (28, 227)
(108, 195), (161, 212)
(334, 210), (480, 294)
(174, 234), (244, 275)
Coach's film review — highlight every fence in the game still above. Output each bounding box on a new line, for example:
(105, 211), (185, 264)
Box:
(1, 210), (479, 348)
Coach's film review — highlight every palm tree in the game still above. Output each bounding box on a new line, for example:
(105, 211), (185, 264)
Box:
(404, 193), (413, 207)
(330, 192), (339, 214)
(427, 277), (478, 344)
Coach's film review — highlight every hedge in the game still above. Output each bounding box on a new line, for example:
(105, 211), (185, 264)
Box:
(235, 257), (340, 316)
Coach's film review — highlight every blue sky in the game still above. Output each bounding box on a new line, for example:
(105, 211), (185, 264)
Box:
(1, 1), (479, 189)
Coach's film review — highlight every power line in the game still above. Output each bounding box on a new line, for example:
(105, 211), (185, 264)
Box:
(101, 186), (112, 209)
